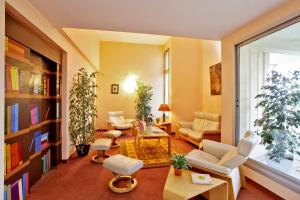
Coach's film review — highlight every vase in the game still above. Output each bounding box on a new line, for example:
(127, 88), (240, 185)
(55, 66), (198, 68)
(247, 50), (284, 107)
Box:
(174, 168), (182, 176)
(75, 144), (90, 157)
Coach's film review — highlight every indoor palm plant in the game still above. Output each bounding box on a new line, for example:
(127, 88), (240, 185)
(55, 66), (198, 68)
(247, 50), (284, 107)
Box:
(170, 153), (191, 176)
(69, 67), (97, 156)
(255, 70), (300, 162)
(135, 80), (154, 129)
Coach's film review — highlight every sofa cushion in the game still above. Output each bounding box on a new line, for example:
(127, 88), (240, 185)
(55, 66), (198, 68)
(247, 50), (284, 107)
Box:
(186, 149), (219, 163)
(238, 131), (257, 157)
(185, 150), (231, 175)
(110, 116), (126, 125)
(114, 123), (133, 130)
(194, 112), (220, 122)
(178, 128), (190, 136)
(202, 119), (220, 131)
(192, 118), (204, 132)
(218, 148), (246, 169)
(187, 130), (203, 142)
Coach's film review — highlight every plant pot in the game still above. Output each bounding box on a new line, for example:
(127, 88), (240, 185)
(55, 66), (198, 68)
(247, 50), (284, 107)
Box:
(174, 168), (182, 176)
(75, 144), (90, 157)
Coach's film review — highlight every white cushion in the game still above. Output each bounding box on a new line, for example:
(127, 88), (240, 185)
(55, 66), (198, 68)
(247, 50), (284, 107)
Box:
(202, 139), (236, 159)
(178, 128), (190, 136)
(187, 130), (202, 141)
(218, 148), (247, 169)
(91, 139), (112, 150)
(110, 116), (126, 125)
(186, 149), (219, 164)
(238, 131), (257, 157)
(103, 130), (122, 138)
(103, 154), (144, 175)
(192, 118), (204, 132)
(194, 112), (220, 122)
(115, 123), (133, 130)
(185, 150), (231, 175)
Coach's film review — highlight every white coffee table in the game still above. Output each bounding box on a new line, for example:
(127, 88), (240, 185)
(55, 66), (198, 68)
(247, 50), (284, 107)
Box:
(163, 167), (228, 200)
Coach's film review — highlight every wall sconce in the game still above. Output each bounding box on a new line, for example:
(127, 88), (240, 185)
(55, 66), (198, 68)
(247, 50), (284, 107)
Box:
(122, 74), (138, 93)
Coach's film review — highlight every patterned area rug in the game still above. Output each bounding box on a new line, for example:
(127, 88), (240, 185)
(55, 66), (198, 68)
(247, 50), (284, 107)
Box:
(120, 139), (177, 168)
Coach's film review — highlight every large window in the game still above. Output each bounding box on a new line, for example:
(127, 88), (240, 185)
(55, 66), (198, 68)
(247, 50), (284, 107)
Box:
(163, 49), (170, 104)
(237, 18), (300, 190)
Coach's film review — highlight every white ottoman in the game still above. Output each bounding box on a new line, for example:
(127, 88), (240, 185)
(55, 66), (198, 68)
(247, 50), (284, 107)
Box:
(90, 139), (112, 164)
(103, 130), (122, 148)
(103, 154), (144, 193)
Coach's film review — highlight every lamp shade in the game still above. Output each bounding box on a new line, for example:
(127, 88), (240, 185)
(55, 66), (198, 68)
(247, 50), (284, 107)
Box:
(158, 104), (170, 111)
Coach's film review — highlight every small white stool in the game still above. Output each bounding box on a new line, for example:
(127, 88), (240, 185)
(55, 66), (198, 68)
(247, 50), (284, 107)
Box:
(103, 130), (122, 148)
(91, 139), (112, 164)
(103, 154), (143, 193)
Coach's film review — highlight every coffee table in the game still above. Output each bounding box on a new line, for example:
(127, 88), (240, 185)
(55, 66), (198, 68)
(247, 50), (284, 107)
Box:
(163, 167), (228, 200)
(136, 129), (171, 154)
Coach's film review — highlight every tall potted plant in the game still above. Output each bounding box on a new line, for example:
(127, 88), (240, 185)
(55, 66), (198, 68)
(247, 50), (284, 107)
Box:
(135, 80), (154, 128)
(69, 67), (97, 156)
(255, 70), (300, 162)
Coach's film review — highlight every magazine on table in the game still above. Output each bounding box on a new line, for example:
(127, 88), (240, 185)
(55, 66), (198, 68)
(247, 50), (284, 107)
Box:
(191, 172), (213, 185)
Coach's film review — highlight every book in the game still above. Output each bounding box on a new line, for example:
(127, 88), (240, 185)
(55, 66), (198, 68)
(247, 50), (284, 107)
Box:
(11, 104), (15, 133)
(5, 36), (26, 58)
(191, 172), (213, 185)
(11, 181), (19, 200)
(6, 106), (11, 134)
(11, 143), (19, 170)
(4, 185), (7, 200)
(7, 184), (11, 200)
(22, 173), (27, 200)
(19, 70), (31, 93)
(4, 143), (6, 176)
(18, 179), (23, 200)
(30, 105), (39, 125)
(10, 67), (19, 91)
(18, 143), (23, 165)
(5, 64), (12, 92)
(6, 144), (11, 173)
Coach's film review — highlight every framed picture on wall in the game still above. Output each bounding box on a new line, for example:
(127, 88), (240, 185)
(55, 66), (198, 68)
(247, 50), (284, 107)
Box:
(210, 63), (222, 95)
(111, 84), (119, 94)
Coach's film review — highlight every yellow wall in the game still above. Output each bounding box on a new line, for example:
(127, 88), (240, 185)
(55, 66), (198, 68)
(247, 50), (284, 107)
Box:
(221, 0), (300, 199)
(201, 40), (222, 113)
(165, 37), (221, 129)
(96, 41), (163, 129)
(5, 0), (97, 161)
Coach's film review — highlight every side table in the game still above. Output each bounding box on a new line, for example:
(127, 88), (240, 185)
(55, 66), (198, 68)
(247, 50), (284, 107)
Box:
(155, 122), (171, 134)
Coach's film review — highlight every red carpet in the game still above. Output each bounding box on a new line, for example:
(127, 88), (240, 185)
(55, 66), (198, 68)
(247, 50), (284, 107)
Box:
(28, 133), (283, 200)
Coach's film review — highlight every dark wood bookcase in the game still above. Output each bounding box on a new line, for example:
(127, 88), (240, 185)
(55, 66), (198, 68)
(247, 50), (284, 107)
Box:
(4, 13), (62, 191)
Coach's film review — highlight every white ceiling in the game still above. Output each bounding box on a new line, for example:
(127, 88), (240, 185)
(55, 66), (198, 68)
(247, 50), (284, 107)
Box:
(29, 0), (288, 40)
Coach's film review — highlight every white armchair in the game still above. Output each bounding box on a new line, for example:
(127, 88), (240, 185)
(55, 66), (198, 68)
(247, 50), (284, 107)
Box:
(185, 131), (257, 200)
(107, 111), (135, 134)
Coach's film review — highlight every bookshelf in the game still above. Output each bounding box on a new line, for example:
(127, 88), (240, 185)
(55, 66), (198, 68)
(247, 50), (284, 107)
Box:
(4, 13), (63, 199)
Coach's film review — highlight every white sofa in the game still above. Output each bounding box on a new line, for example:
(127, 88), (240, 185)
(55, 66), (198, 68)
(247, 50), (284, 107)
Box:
(107, 111), (135, 134)
(185, 131), (257, 200)
(175, 112), (221, 146)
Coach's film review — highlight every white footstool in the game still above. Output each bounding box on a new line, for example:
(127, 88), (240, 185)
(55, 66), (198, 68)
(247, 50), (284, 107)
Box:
(91, 139), (112, 164)
(103, 154), (144, 193)
(103, 130), (122, 148)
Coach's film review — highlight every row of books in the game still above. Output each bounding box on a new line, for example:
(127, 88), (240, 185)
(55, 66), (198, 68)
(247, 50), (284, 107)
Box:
(4, 172), (29, 200)
(5, 64), (51, 95)
(5, 36), (26, 58)
(4, 142), (23, 176)
(5, 104), (19, 134)
(29, 131), (49, 153)
(42, 151), (51, 174)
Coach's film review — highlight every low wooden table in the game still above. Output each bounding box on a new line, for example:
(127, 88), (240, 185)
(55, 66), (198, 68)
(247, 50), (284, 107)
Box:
(163, 167), (228, 200)
(136, 130), (171, 154)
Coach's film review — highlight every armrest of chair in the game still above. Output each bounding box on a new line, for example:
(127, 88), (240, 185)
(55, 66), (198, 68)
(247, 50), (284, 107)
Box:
(177, 121), (193, 129)
(125, 119), (136, 124)
(202, 130), (221, 142)
(202, 139), (236, 159)
(106, 120), (115, 130)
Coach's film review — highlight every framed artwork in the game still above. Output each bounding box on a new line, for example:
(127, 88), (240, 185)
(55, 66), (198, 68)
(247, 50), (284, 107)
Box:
(210, 63), (222, 95)
(111, 84), (119, 94)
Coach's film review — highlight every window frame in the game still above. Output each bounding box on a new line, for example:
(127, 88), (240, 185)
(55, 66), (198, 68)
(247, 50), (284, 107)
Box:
(163, 49), (170, 105)
(235, 15), (300, 193)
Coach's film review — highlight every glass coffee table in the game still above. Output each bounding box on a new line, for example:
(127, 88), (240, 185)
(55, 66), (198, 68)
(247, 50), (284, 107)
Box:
(136, 128), (171, 155)
(163, 167), (228, 200)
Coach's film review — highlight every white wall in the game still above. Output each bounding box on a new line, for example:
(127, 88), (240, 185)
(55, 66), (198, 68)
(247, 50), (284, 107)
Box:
(0, 0), (5, 197)
(221, 0), (300, 199)
(4, 0), (98, 161)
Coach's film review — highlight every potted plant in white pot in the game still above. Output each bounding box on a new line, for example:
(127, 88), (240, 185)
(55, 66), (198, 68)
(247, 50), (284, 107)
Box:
(255, 70), (300, 162)
(69, 67), (97, 156)
(135, 80), (154, 131)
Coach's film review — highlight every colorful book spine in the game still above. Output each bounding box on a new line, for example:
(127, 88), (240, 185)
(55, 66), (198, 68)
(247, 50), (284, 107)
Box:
(7, 103), (19, 133)
(42, 150), (51, 174)
(11, 180), (19, 200)
(6, 144), (11, 173)
(5, 64), (12, 92)
(30, 105), (39, 125)
(4, 143), (6, 176)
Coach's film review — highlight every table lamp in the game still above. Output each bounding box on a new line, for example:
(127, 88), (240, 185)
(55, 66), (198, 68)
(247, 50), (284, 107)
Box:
(158, 104), (170, 123)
